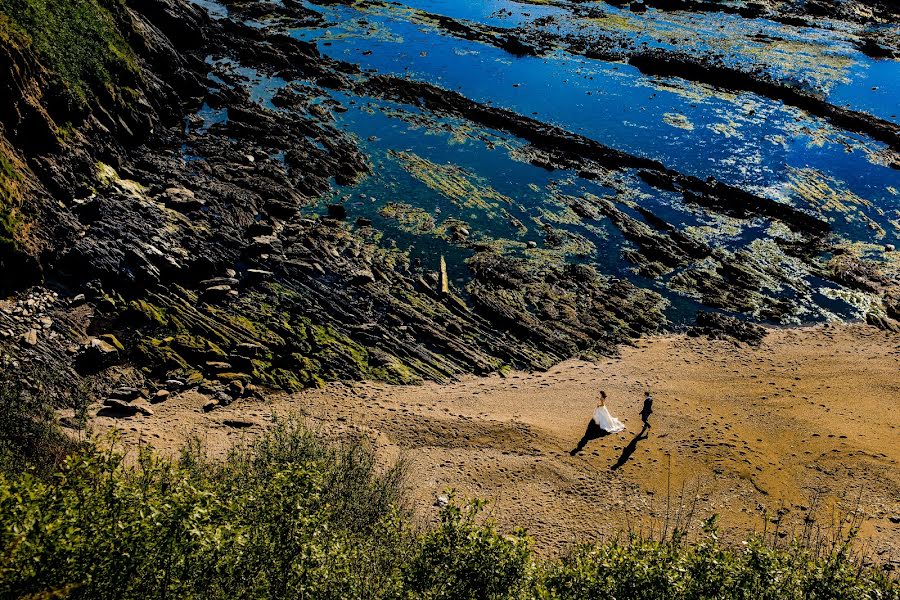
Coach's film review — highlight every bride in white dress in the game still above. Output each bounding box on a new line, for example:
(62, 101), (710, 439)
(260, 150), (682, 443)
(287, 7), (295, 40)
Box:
(593, 390), (625, 433)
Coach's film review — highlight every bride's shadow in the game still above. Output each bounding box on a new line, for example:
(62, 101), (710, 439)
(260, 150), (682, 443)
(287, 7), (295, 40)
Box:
(569, 421), (650, 471)
(569, 420), (613, 455)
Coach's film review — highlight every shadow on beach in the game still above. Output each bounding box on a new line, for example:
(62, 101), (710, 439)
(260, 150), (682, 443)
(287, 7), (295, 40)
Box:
(611, 426), (649, 471)
(569, 420), (613, 455)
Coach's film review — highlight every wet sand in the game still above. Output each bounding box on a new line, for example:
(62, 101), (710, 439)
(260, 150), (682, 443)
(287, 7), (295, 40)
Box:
(97, 323), (900, 558)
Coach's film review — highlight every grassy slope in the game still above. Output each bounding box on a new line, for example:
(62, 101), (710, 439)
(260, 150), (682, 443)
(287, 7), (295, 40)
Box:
(0, 0), (138, 109)
(0, 141), (28, 253)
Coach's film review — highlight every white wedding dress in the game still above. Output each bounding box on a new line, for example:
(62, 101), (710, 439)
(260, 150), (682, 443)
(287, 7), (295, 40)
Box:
(593, 405), (625, 433)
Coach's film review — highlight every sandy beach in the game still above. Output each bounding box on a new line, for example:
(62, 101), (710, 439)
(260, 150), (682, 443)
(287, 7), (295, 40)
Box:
(96, 323), (900, 558)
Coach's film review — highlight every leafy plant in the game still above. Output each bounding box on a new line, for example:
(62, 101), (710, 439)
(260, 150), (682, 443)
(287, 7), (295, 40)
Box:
(0, 365), (89, 474)
(402, 495), (532, 600)
(0, 415), (896, 599)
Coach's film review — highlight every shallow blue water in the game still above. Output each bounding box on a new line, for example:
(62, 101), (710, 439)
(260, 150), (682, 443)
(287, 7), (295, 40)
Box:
(294, 2), (900, 231)
(186, 0), (900, 324)
(829, 58), (900, 123)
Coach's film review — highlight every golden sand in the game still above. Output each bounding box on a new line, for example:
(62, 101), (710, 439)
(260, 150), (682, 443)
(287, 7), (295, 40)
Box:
(97, 324), (900, 557)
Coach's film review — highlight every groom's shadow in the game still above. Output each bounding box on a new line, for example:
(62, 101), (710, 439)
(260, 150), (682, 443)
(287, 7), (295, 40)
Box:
(569, 420), (613, 455)
(611, 425), (649, 471)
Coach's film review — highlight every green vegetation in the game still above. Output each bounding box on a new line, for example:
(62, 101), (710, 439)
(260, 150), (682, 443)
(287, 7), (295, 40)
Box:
(0, 367), (88, 474)
(0, 0), (138, 109)
(0, 371), (895, 599)
(0, 147), (17, 187)
(0, 146), (24, 252)
(1, 433), (896, 599)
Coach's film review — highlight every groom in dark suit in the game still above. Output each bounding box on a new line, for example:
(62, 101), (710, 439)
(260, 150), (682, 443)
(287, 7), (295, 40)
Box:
(640, 390), (653, 428)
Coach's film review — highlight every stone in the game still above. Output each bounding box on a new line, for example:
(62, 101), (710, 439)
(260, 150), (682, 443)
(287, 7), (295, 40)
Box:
(152, 389), (171, 403)
(163, 187), (205, 211)
(866, 312), (900, 333)
(885, 293), (900, 321)
(250, 235), (282, 255)
(132, 401), (154, 416)
(201, 285), (234, 301)
(39, 317), (53, 329)
(327, 204), (347, 220)
(350, 269), (376, 285)
(234, 343), (263, 358)
(200, 277), (239, 287)
(228, 379), (245, 397)
(691, 312), (766, 345)
(74, 337), (121, 372)
(98, 334), (125, 351)
(244, 268), (274, 283)
(99, 399), (152, 417)
(215, 392), (234, 406)
(20, 329), (38, 347)
(205, 361), (232, 371)
(886, 244), (896, 252)
(439, 255), (449, 295)
(165, 379), (185, 390)
(111, 387), (144, 401)
(526, 240), (538, 249)
(247, 221), (275, 237)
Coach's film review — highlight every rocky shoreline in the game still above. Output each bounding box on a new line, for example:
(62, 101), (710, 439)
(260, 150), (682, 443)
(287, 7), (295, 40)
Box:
(1, 0), (898, 413)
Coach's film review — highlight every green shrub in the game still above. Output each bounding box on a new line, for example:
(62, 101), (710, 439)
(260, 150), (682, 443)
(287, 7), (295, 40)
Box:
(0, 146), (25, 252)
(401, 497), (532, 600)
(0, 366), (88, 474)
(0, 415), (896, 599)
(534, 520), (898, 600)
(0, 417), (413, 600)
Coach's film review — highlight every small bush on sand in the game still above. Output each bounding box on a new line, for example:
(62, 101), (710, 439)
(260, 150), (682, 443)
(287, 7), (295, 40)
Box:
(535, 518), (897, 600)
(402, 497), (532, 599)
(0, 366), (88, 474)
